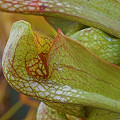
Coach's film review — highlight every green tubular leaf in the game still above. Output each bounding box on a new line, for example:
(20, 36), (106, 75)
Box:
(86, 108), (120, 120)
(2, 20), (86, 118)
(37, 102), (67, 120)
(2, 20), (54, 94)
(45, 17), (86, 35)
(0, 0), (120, 38)
(70, 28), (120, 65)
(48, 29), (120, 113)
(2, 21), (120, 118)
(37, 102), (83, 120)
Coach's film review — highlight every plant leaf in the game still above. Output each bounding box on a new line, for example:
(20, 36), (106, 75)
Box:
(86, 108), (120, 120)
(37, 102), (67, 120)
(2, 20), (86, 118)
(45, 17), (86, 35)
(70, 27), (120, 65)
(0, 0), (120, 38)
(47, 29), (120, 113)
(2, 21), (120, 118)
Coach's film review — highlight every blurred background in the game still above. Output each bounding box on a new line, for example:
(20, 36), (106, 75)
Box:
(0, 11), (54, 120)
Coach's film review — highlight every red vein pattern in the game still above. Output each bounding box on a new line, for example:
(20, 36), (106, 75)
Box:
(2, 20), (120, 118)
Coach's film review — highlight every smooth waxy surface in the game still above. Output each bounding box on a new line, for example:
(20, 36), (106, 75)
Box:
(2, 21), (120, 119)
(1, 0), (120, 38)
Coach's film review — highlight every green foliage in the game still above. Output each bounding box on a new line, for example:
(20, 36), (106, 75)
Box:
(0, 0), (120, 120)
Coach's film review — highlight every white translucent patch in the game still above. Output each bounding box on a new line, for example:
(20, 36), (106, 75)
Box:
(75, 7), (79, 10)
(38, 85), (46, 91)
(87, 28), (91, 30)
(79, 92), (82, 94)
(59, 87), (62, 90)
(45, 92), (49, 96)
(94, 35), (97, 39)
(19, 83), (24, 87)
(51, 94), (54, 97)
(12, 82), (16, 86)
(26, 87), (32, 92)
(44, 86), (49, 89)
(69, 94), (73, 96)
(60, 98), (67, 102)
(62, 87), (71, 91)
(1, 4), (8, 8)
(15, 85), (20, 89)
(108, 49), (112, 52)
(71, 89), (77, 92)
(12, 1), (18, 4)
(27, 92), (35, 96)
(23, 7), (27, 10)
(58, 67), (62, 71)
(38, 3), (43, 6)
(45, 115), (47, 119)
(31, 82), (38, 88)
(19, 8), (23, 11)
(8, 74), (10, 78)
(55, 86), (59, 88)
(30, 77), (33, 80)
(44, 3), (48, 6)
(113, 53), (117, 55)
(76, 95), (80, 97)
(106, 53), (110, 56)
(28, 6), (35, 10)
(56, 90), (63, 94)
(66, 5), (70, 7)
(63, 2), (67, 4)
(51, 90), (55, 93)
(59, 9), (64, 12)
(56, 3), (62, 6)
(35, 87), (39, 91)
(107, 45), (112, 48)
(8, 7), (15, 11)
(39, 92), (45, 97)
(66, 92), (71, 96)
(48, 84), (52, 87)
(7, 3), (12, 6)
(11, 76), (14, 80)
(106, 37), (112, 42)
(49, 1), (54, 3)
(113, 44), (118, 47)
(47, 80), (52, 83)
(50, 88), (55, 91)
(85, 32), (89, 36)
(80, 33), (83, 36)
(24, 83), (29, 87)
(49, 5), (53, 7)
(54, 96), (61, 100)
(41, 0), (47, 2)
(63, 85), (71, 91)
(77, 7), (83, 13)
